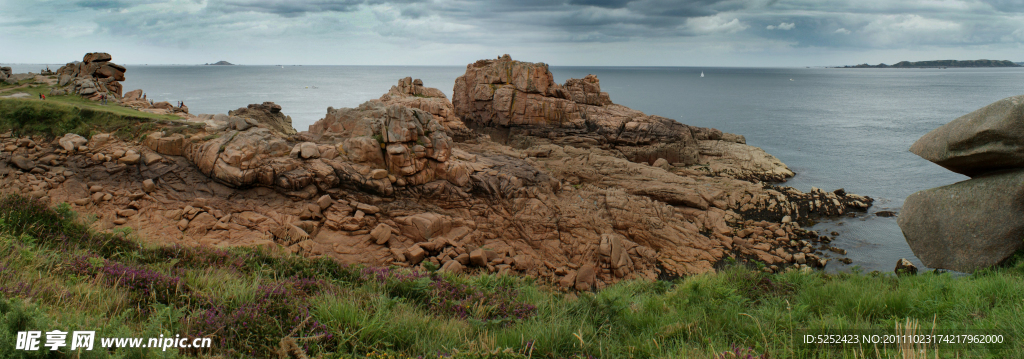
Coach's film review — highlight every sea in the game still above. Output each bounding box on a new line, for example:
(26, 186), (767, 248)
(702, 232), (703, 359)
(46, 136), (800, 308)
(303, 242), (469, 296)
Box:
(7, 63), (1024, 272)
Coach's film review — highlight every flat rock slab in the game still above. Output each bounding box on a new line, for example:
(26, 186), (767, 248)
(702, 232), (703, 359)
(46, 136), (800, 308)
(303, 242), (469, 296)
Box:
(910, 94), (1024, 177)
(898, 169), (1024, 272)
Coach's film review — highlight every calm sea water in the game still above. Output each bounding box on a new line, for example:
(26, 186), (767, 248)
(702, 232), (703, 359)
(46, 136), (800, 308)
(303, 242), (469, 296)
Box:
(8, 63), (1024, 272)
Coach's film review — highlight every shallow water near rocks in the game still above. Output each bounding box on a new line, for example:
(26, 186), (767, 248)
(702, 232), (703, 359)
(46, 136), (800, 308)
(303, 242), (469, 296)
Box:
(8, 63), (1023, 272)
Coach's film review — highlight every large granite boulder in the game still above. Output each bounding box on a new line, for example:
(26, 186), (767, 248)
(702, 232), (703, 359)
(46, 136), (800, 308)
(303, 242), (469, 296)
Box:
(898, 170), (1024, 272)
(228, 102), (297, 135)
(910, 95), (1024, 177)
(55, 52), (126, 98)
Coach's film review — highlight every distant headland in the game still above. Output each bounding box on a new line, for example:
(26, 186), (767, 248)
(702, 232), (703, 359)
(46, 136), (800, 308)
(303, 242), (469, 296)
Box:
(840, 59), (1020, 68)
(204, 61), (234, 65)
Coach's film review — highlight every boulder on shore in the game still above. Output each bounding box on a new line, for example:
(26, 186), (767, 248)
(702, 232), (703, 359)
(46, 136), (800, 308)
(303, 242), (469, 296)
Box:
(910, 94), (1024, 177)
(228, 102), (297, 135)
(898, 169), (1024, 272)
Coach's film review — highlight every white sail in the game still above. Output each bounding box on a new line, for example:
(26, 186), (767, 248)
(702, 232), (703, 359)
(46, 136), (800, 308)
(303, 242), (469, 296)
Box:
(700, 71), (704, 77)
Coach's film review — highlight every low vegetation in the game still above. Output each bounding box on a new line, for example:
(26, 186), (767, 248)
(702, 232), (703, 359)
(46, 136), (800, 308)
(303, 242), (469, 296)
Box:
(0, 195), (1021, 358)
(0, 97), (198, 141)
(0, 80), (185, 140)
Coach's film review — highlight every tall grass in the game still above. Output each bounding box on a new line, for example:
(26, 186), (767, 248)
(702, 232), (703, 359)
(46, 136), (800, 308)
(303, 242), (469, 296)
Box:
(1, 194), (1022, 358)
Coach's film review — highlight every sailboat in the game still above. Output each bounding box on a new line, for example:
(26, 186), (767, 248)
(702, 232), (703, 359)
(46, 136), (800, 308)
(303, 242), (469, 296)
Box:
(700, 71), (704, 78)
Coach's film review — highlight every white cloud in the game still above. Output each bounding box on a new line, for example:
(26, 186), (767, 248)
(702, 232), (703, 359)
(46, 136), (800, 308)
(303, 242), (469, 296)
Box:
(685, 15), (748, 35)
(835, 28), (851, 34)
(861, 14), (963, 46)
(767, 22), (795, 30)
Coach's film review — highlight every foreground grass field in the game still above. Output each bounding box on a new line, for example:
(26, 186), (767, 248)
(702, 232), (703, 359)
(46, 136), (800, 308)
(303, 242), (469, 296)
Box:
(0, 195), (1021, 358)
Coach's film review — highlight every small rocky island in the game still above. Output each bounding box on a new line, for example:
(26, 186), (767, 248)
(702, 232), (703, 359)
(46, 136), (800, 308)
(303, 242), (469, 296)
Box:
(206, 61), (234, 65)
(842, 59), (1020, 68)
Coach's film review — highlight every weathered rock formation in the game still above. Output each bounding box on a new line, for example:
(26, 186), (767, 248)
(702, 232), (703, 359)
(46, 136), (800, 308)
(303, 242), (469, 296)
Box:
(454, 55), (716, 166)
(452, 55), (794, 183)
(228, 102), (296, 136)
(379, 77), (472, 140)
(900, 94), (1024, 272)
(0, 67), (11, 83)
(55, 52), (126, 99)
(0, 57), (874, 290)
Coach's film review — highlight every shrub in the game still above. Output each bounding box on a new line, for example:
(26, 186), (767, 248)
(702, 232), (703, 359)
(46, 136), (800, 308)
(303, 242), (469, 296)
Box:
(0, 297), (58, 359)
(66, 255), (184, 309)
(187, 281), (333, 357)
(0, 195), (139, 257)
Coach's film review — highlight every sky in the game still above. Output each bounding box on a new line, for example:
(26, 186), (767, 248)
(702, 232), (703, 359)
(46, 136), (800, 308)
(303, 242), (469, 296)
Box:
(1, 0), (1022, 67)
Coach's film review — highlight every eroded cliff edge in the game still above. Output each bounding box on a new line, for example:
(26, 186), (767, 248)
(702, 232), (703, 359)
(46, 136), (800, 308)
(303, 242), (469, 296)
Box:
(0, 55), (871, 290)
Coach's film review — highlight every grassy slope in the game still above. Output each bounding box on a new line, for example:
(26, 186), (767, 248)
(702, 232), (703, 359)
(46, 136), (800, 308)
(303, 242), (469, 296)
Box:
(0, 80), (183, 139)
(0, 195), (1021, 359)
(0, 97), (200, 142)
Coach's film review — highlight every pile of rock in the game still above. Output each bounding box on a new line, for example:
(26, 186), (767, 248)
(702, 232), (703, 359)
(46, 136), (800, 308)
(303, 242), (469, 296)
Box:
(899, 94), (1024, 272)
(378, 77), (472, 140)
(0, 67), (12, 83)
(309, 101), (458, 188)
(54, 52), (126, 99)
(228, 102), (295, 135)
(453, 55), (725, 167)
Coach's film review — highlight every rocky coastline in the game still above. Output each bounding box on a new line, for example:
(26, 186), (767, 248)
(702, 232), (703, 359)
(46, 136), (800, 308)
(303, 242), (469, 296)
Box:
(0, 54), (874, 289)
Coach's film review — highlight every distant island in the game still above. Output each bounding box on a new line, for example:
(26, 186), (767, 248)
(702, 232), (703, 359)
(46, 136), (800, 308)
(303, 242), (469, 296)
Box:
(841, 59), (1020, 68)
(205, 61), (234, 65)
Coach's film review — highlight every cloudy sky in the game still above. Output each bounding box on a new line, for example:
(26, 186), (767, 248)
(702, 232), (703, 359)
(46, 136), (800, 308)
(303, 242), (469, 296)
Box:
(1, 0), (1022, 67)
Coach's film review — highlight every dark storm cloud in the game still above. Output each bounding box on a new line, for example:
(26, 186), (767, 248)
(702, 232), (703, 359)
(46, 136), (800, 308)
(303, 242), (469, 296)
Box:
(626, 0), (751, 18)
(2, 0), (1022, 66)
(568, 0), (635, 9)
(75, 0), (131, 10)
(218, 0), (366, 16)
(980, 0), (1024, 12)
(215, 0), (428, 17)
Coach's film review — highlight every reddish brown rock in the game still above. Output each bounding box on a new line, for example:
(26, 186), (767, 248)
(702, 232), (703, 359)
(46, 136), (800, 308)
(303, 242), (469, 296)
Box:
(228, 102), (297, 135)
(575, 264), (596, 291)
(379, 77), (472, 140)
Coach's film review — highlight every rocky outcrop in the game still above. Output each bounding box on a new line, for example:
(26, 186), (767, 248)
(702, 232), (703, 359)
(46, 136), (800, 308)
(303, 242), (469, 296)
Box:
(55, 52), (126, 99)
(452, 55), (793, 182)
(900, 94), (1024, 272)
(309, 101), (456, 188)
(682, 140), (795, 183)
(228, 102), (297, 136)
(379, 77), (473, 141)
(0, 67), (11, 83)
(454, 55), (701, 164)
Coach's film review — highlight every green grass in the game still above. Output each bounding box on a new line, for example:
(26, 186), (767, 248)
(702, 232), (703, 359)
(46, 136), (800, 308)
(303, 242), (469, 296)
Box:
(0, 82), (178, 121)
(0, 96), (194, 140)
(1, 195), (1023, 358)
